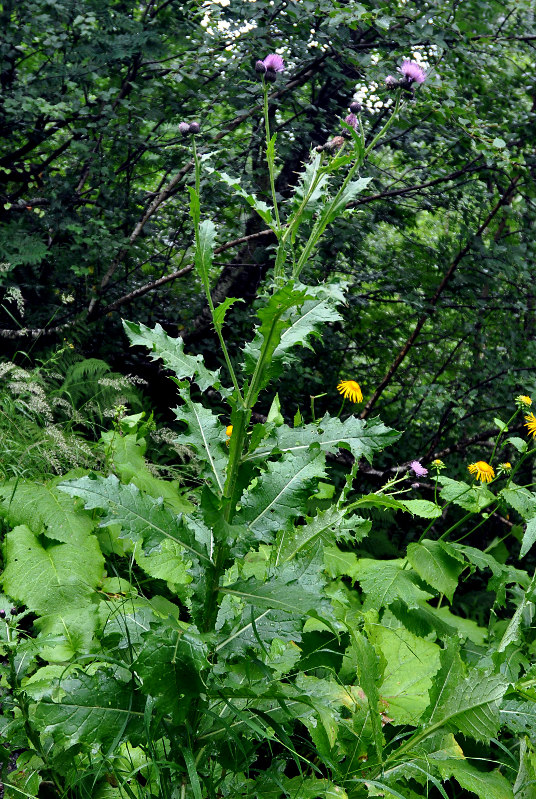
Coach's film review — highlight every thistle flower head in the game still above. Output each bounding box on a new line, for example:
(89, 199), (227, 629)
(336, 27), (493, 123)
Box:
(410, 460), (428, 477)
(255, 60), (267, 74)
(349, 101), (362, 113)
(385, 75), (398, 87)
(189, 122), (200, 134)
(399, 59), (426, 84)
(262, 53), (285, 73)
(179, 122), (191, 135)
(344, 113), (359, 131)
(468, 461), (495, 483)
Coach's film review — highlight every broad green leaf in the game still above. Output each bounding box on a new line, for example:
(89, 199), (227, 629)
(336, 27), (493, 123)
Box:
(123, 320), (219, 393)
(174, 390), (228, 494)
(100, 430), (193, 514)
(369, 625), (441, 725)
(351, 631), (383, 759)
(236, 451), (326, 542)
(34, 606), (100, 662)
(0, 479), (94, 542)
(500, 485), (536, 519)
(497, 572), (536, 652)
(438, 476), (495, 512)
(246, 413), (400, 464)
(134, 538), (192, 592)
(273, 285), (344, 359)
(453, 543), (529, 603)
(352, 558), (434, 610)
(2, 525), (103, 616)
(406, 540), (464, 601)
(437, 758), (514, 799)
(194, 218), (216, 290)
(401, 499), (442, 519)
(59, 474), (210, 563)
(30, 666), (144, 750)
(426, 641), (508, 742)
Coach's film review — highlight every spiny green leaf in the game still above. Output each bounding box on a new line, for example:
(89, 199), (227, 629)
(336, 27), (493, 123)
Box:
(58, 474), (210, 563)
(401, 499), (442, 519)
(122, 320), (221, 393)
(274, 506), (370, 565)
(213, 296), (244, 330)
(1, 525), (103, 616)
(236, 451), (326, 542)
(246, 413), (400, 464)
(174, 389), (229, 494)
(350, 631), (383, 760)
(206, 168), (275, 228)
(426, 640), (508, 742)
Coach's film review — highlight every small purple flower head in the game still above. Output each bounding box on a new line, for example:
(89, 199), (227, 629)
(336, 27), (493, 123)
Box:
(255, 60), (267, 74)
(399, 59), (426, 85)
(179, 122), (190, 135)
(349, 101), (362, 114)
(410, 460), (428, 477)
(385, 75), (398, 87)
(344, 113), (359, 131)
(0, 609), (5, 619)
(189, 122), (200, 134)
(263, 53), (285, 73)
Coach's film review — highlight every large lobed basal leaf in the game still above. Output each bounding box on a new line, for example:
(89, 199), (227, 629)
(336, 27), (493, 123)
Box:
(0, 479), (94, 542)
(2, 524), (103, 617)
(29, 666), (144, 751)
(58, 474), (210, 565)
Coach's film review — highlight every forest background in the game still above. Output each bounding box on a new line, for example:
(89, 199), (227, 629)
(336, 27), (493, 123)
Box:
(1, 0), (536, 798)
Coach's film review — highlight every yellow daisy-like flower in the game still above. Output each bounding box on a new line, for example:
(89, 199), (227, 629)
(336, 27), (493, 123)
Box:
(337, 379), (363, 404)
(525, 413), (536, 438)
(468, 461), (495, 483)
(226, 425), (233, 438)
(500, 462), (512, 470)
(516, 395), (533, 407)
(432, 459), (444, 468)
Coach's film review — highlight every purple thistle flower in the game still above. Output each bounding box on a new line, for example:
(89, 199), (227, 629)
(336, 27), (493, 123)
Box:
(179, 122), (191, 135)
(410, 460), (428, 477)
(399, 59), (426, 85)
(262, 53), (285, 73)
(344, 113), (358, 130)
(189, 122), (200, 134)
(385, 75), (398, 87)
(255, 60), (267, 74)
(349, 101), (362, 113)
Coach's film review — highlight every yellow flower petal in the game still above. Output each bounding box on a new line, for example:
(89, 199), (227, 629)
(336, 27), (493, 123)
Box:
(337, 379), (363, 404)
(468, 461), (495, 483)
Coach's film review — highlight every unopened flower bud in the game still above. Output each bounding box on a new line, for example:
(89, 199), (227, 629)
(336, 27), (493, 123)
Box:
(10, 607), (17, 615)
(255, 60), (267, 74)
(264, 69), (277, 83)
(189, 122), (200, 134)
(385, 75), (398, 87)
(349, 101), (362, 113)
(0, 609), (6, 619)
(179, 122), (190, 135)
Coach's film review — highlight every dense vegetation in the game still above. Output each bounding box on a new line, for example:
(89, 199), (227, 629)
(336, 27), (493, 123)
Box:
(1, 1), (536, 797)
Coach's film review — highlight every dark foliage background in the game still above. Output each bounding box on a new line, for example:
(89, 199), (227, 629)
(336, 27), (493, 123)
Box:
(1, 0), (535, 468)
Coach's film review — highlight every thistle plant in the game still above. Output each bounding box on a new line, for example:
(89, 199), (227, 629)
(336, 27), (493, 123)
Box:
(1, 59), (536, 799)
